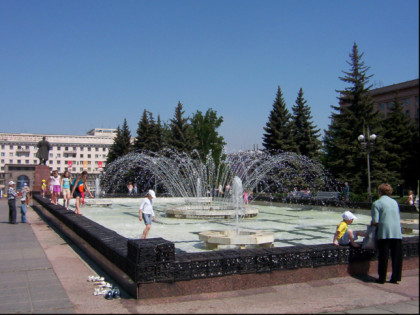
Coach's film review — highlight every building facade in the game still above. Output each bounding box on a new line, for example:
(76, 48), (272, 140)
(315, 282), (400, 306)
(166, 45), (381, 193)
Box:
(370, 78), (419, 125)
(0, 128), (116, 194)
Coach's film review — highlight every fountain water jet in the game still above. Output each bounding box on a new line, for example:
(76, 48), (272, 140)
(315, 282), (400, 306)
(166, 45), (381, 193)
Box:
(198, 176), (274, 250)
(100, 149), (339, 216)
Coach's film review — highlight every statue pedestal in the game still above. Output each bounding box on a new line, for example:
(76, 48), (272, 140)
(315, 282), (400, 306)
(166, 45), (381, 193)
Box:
(34, 165), (50, 192)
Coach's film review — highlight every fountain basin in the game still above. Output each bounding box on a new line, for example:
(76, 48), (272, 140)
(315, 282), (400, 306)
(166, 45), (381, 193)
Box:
(84, 199), (113, 207)
(199, 229), (274, 249)
(166, 206), (259, 219)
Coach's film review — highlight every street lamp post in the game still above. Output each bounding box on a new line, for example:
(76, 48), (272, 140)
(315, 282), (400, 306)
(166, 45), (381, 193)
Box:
(358, 126), (377, 203)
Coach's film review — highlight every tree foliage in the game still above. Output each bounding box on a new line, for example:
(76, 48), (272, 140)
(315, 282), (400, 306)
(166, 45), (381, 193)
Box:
(323, 43), (389, 194)
(166, 101), (198, 153)
(291, 88), (321, 158)
(191, 108), (226, 163)
(105, 118), (132, 165)
(262, 86), (297, 153)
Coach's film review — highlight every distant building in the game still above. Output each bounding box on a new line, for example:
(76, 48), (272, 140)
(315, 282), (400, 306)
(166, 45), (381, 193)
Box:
(370, 78), (419, 125)
(0, 128), (116, 194)
(339, 78), (419, 126)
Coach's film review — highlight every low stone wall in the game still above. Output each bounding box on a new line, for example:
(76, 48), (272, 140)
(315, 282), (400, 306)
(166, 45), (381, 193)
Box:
(32, 194), (419, 299)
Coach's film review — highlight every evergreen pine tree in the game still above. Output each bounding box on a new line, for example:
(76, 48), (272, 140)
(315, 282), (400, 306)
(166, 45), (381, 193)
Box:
(106, 118), (132, 165)
(167, 101), (197, 153)
(262, 86), (297, 153)
(323, 43), (388, 195)
(383, 98), (419, 189)
(133, 110), (151, 151)
(291, 88), (321, 158)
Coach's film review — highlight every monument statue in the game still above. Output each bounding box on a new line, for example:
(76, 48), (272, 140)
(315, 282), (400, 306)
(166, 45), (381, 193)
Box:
(36, 136), (52, 165)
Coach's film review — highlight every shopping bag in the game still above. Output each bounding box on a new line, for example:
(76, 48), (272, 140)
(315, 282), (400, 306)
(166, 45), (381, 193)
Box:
(362, 225), (377, 250)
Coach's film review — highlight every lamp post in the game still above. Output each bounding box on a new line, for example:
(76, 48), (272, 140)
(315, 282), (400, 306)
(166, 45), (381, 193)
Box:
(358, 126), (377, 203)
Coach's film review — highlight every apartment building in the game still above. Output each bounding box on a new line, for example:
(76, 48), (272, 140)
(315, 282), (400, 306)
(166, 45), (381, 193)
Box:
(0, 128), (116, 193)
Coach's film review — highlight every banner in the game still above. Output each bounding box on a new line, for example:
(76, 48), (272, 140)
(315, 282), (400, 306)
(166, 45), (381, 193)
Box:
(68, 161), (72, 170)
(83, 161), (87, 170)
(98, 161), (103, 170)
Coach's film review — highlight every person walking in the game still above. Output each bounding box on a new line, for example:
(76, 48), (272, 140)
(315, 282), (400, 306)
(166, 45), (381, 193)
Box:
(138, 190), (156, 239)
(371, 183), (403, 284)
(7, 181), (18, 224)
(71, 171), (94, 215)
(61, 170), (71, 210)
(51, 170), (61, 205)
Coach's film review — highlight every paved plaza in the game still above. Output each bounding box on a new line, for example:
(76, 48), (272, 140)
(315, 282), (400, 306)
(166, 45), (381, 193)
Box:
(0, 198), (418, 314)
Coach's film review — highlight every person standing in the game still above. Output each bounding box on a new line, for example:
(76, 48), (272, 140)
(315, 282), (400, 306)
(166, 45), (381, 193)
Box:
(61, 170), (71, 210)
(138, 190), (156, 239)
(20, 183), (29, 223)
(342, 182), (350, 202)
(7, 181), (18, 224)
(71, 171), (94, 215)
(371, 183), (403, 284)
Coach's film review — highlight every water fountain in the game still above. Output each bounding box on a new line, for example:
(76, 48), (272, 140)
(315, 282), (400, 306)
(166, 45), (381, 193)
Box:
(198, 176), (274, 249)
(100, 149), (339, 218)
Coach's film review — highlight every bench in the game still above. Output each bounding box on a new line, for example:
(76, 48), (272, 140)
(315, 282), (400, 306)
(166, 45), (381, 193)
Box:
(314, 191), (340, 200)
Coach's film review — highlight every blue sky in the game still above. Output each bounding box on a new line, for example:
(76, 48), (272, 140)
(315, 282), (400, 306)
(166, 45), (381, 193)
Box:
(0, 0), (418, 152)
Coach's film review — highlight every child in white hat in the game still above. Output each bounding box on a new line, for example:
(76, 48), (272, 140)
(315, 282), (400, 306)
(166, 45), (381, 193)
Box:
(333, 211), (366, 247)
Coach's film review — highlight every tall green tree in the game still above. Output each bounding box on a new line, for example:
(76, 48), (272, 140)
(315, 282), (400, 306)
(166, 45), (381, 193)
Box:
(323, 43), (388, 194)
(167, 101), (197, 153)
(383, 98), (420, 190)
(106, 118), (132, 165)
(191, 108), (226, 162)
(291, 88), (321, 158)
(262, 86), (297, 153)
(133, 110), (151, 151)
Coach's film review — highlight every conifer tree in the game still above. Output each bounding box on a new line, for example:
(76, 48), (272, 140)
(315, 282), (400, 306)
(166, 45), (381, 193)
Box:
(291, 88), (321, 158)
(262, 86), (297, 153)
(106, 118), (132, 165)
(167, 101), (197, 153)
(383, 98), (419, 190)
(323, 43), (388, 194)
(133, 110), (151, 151)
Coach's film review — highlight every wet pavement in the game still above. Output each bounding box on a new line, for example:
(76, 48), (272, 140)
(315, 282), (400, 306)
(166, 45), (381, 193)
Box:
(0, 198), (418, 314)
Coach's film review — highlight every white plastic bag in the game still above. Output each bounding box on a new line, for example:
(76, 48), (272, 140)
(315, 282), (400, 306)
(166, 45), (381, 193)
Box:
(362, 225), (377, 250)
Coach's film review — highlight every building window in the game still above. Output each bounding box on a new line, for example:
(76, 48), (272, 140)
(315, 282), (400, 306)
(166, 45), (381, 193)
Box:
(49, 153), (53, 158)
(88, 147), (91, 151)
(9, 152), (13, 157)
(17, 160), (21, 164)
(57, 154), (61, 158)
(57, 146), (61, 150)
(80, 154), (84, 158)
(9, 145), (14, 149)
(26, 160), (29, 164)
(95, 148), (99, 151)
(88, 154), (91, 158)
(387, 102), (392, 109)
(379, 103), (385, 110)
(406, 110), (410, 116)
(415, 96), (418, 106)
(1, 152), (4, 157)
(405, 99), (410, 106)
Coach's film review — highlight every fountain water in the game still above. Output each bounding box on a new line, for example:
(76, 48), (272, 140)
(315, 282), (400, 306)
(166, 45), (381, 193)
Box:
(95, 177), (101, 198)
(100, 149), (339, 214)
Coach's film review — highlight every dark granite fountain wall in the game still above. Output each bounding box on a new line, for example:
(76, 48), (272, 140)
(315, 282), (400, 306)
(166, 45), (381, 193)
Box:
(33, 194), (419, 299)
